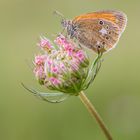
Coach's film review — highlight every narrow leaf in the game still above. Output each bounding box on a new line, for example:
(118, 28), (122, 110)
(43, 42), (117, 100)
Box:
(21, 83), (70, 103)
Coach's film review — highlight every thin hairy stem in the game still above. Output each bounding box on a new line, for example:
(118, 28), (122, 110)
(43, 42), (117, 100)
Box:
(79, 91), (113, 140)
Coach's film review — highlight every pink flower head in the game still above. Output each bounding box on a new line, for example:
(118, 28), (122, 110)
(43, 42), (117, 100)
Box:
(60, 63), (65, 69)
(38, 36), (54, 52)
(64, 44), (74, 56)
(34, 55), (46, 65)
(51, 66), (59, 74)
(34, 66), (45, 80)
(54, 34), (66, 47)
(33, 34), (90, 93)
(49, 77), (61, 85)
(54, 35), (74, 53)
(75, 50), (85, 61)
(46, 59), (53, 66)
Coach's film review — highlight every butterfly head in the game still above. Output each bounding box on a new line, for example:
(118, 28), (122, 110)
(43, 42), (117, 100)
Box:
(53, 10), (75, 37)
(61, 19), (77, 38)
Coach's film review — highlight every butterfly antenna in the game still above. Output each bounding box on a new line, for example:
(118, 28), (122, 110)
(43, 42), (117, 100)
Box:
(53, 10), (65, 20)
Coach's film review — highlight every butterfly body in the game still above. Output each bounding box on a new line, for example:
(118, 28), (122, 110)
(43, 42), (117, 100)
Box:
(61, 10), (127, 53)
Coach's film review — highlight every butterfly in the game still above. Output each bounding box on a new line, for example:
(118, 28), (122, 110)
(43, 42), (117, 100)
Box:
(58, 10), (127, 53)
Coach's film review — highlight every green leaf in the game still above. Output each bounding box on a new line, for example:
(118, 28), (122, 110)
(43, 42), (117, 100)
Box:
(83, 53), (103, 90)
(21, 83), (70, 103)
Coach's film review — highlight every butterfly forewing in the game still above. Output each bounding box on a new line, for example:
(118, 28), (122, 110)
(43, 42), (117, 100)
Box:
(73, 10), (127, 32)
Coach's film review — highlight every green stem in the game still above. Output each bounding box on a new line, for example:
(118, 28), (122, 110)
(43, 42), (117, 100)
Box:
(79, 91), (113, 140)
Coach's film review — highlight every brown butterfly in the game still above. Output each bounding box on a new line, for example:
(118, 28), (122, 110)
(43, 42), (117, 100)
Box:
(59, 10), (127, 54)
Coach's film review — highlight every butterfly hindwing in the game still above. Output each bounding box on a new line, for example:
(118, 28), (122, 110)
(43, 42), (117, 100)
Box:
(74, 18), (120, 52)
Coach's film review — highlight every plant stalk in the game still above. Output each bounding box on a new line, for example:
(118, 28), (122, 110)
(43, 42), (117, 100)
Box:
(79, 91), (113, 140)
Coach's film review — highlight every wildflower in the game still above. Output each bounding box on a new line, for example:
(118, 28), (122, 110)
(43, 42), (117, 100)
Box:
(23, 34), (102, 103)
(38, 36), (54, 53)
(34, 34), (91, 94)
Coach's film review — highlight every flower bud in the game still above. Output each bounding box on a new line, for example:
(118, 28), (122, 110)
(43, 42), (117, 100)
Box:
(34, 34), (91, 95)
(38, 36), (54, 53)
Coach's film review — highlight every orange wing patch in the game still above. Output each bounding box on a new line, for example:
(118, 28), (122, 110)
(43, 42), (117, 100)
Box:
(73, 13), (116, 24)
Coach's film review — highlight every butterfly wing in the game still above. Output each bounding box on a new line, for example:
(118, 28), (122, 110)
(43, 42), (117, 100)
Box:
(74, 18), (120, 53)
(73, 10), (127, 33)
(72, 10), (127, 53)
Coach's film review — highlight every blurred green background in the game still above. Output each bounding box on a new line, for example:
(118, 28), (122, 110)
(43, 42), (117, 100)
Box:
(0, 0), (140, 140)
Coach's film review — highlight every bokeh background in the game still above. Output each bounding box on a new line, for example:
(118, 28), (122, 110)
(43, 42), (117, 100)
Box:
(0, 0), (140, 140)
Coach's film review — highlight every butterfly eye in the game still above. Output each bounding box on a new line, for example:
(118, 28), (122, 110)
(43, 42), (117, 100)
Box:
(73, 26), (77, 31)
(106, 25), (109, 30)
(99, 20), (104, 25)
(105, 36), (109, 40)
(102, 42), (105, 45)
